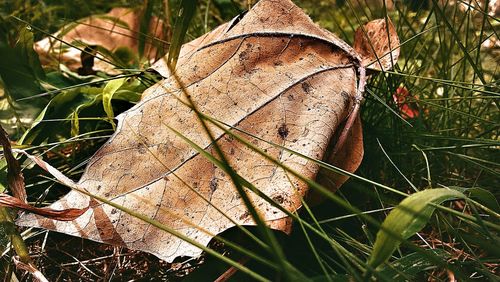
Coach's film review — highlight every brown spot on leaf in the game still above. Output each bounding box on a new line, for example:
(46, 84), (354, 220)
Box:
(272, 195), (285, 204)
(302, 82), (311, 94)
(278, 123), (289, 139)
(239, 211), (250, 221)
(92, 199), (125, 245)
(341, 91), (351, 103)
(239, 51), (248, 61)
(210, 178), (218, 193)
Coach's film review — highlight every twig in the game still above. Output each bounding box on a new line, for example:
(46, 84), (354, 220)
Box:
(13, 256), (49, 282)
(215, 256), (250, 282)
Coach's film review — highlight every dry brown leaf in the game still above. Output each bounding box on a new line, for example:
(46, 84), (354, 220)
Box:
(35, 7), (166, 73)
(18, 0), (399, 262)
(0, 125), (27, 202)
(0, 193), (88, 221)
(353, 18), (400, 71)
(309, 116), (364, 204)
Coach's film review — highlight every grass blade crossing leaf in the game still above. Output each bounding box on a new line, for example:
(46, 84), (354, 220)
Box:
(368, 188), (465, 269)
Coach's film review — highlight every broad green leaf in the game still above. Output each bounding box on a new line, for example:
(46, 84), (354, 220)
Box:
(368, 188), (465, 268)
(44, 70), (92, 89)
(0, 22), (48, 135)
(20, 75), (145, 144)
(112, 76), (143, 102)
(457, 187), (499, 213)
(167, 0), (197, 68)
(20, 87), (102, 145)
(0, 25), (46, 99)
(102, 77), (127, 128)
(378, 249), (448, 281)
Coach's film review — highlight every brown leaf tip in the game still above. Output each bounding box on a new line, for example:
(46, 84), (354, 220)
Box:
(353, 18), (400, 71)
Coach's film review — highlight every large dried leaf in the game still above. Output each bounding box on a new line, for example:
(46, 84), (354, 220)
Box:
(18, 0), (398, 262)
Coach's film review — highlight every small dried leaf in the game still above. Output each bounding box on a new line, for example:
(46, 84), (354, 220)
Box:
(353, 18), (400, 71)
(35, 8), (167, 73)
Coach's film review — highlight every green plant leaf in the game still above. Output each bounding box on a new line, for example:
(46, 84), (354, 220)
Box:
(0, 22), (48, 135)
(19, 74), (145, 144)
(102, 77), (126, 128)
(368, 188), (466, 269)
(378, 249), (449, 281)
(20, 87), (102, 145)
(0, 25), (46, 99)
(454, 187), (500, 213)
(167, 0), (197, 68)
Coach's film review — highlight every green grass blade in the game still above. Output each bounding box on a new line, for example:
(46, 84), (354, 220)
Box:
(138, 0), (155, 59)
(167, 0), (197, 68)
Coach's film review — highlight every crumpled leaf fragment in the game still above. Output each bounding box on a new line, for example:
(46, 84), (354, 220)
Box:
(0, 193), (88, 221)
(17, 0), (399, 262)
(354, 18), (399, 71)
(35, 7), (167, 73)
